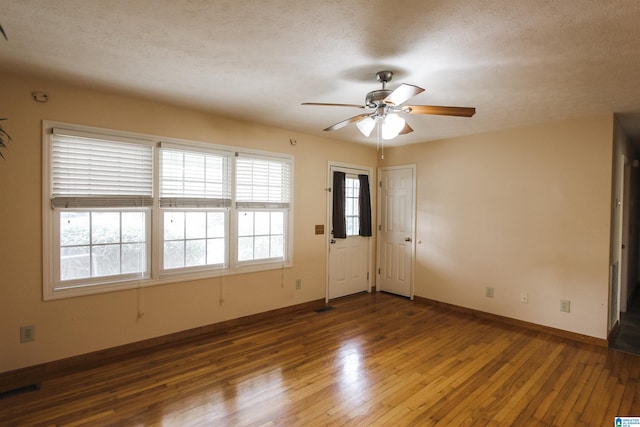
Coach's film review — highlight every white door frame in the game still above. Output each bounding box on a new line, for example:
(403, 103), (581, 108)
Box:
(325, 161), (375, 303)
(621, 157), (631, 312)
(610, 153), (628, 331)
(376, 164), (417, 300)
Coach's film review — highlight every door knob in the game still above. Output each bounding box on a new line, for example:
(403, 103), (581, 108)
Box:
(330, 239), (336, 244)
(405, 237), (412, 242)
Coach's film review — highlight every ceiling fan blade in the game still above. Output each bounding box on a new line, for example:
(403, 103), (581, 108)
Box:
(399, 122), (413, 135)
(403, 105), (476, 117)
(302, 102), (364, 108)
(384, 84), (425, 106)
(323, 114), (371, 131)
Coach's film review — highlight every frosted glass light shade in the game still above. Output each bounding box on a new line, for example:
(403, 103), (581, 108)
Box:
(356, 116), (376, 137)
(381, 114), (405, 140)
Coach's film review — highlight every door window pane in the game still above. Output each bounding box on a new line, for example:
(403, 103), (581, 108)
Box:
(345, 177), (360, 236)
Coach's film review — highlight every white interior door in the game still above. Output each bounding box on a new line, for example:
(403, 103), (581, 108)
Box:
(378, 166), (415, 298)
(327, 164), (371, 300)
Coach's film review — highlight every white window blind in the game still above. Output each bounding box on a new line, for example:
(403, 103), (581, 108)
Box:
(236, 155), (291, 208)
(50, 129), (153, 208)
(159, 144), (231, 207)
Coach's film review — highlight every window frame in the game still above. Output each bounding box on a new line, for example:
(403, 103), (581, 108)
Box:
(43, 121), (294, 300)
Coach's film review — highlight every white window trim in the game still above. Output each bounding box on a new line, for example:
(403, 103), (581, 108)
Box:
(42, 120), (294, 300)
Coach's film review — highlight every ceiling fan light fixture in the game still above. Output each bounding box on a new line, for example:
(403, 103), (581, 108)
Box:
(301, 70), (475, 146)
(381, 114), (405, 140)
(356, 116), (376, 137)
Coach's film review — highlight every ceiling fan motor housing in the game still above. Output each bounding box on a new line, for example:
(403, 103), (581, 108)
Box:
(365, 89), (392, 108)
(366, 71), (395, 108)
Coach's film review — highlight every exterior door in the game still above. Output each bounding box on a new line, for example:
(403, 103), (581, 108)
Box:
(327, 164), (371, 300)
(378, 166), (415, 298)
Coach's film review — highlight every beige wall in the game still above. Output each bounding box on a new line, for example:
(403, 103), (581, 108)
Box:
(380, 115), (614, 339)
(0, 71), (616, 373)
(0, 73), (378, 373)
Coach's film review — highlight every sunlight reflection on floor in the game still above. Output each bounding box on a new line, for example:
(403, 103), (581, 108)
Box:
(160, 367), (288, 425)
(336, 340), (371, 417)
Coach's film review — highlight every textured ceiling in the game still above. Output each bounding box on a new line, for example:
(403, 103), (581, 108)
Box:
(1, 0), (640, 145)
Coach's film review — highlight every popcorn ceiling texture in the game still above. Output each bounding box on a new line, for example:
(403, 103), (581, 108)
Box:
(0, 0), (639, 144)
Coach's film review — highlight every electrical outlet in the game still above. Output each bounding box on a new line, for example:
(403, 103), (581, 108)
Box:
(560, 299), (571, 313)
(485, 287), (494, 298)
(295, 279), (302, 290)
(520, 293), (528, 304)
(20, 325), (35, 343)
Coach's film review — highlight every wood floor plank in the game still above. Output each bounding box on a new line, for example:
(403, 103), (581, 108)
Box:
(437, 333), (548, 424)
(546, 343), (597, 425)
(2, 292), (640, 426)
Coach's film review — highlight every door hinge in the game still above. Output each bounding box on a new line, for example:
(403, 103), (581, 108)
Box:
(378, 225), (381, 231)
(378, 268), (381, 274)
(379, 181), (382, 187)
(367, 272), (369, 280)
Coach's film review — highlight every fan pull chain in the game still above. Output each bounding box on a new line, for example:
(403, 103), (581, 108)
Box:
(377, 119), (384, 160)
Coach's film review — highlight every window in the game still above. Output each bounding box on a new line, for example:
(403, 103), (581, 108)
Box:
(236, 155), (291, 263)
(48, 128), (153, 289)
(159, 144), (231, 273)
(43, 122), (293, 299)
(331, 171), (372, 239)
(344, 176), (360, 236)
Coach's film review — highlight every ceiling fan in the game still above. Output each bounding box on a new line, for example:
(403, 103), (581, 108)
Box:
(302, 70), (475, 140)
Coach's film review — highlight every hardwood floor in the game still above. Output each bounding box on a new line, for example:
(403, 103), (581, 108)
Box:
(1, 292), (640, 426)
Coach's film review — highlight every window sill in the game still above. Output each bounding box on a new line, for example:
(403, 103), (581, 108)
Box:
(44, 261), (293, 301)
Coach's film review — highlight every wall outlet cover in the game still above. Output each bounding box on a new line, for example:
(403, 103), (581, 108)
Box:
(20, 325), (35, 343)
